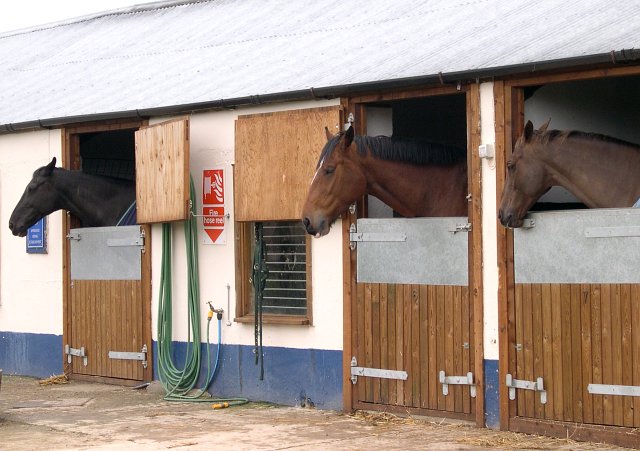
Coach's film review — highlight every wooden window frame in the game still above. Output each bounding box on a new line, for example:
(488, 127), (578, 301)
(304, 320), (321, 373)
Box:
(233, 106), (340, 326)
(234, 220), (313, 325)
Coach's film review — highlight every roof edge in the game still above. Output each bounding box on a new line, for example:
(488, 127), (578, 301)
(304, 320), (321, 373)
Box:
(2, 49), (639, 135)
(0, 0), (200, 38)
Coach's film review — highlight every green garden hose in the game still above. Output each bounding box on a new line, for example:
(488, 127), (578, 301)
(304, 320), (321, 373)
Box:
(156, 176), (248, 406)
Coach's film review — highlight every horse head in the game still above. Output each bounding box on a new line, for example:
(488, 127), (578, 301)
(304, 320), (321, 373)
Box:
(498, 120), (553, 228)
(9, 157), (60, 237)
(301, 125), (366, 237)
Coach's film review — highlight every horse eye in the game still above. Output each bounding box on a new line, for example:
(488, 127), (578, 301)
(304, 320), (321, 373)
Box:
(506, 161), (515, 170)
(324, 167), (335, 175)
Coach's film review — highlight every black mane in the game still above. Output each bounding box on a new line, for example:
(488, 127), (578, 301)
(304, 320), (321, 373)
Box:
(544, 129), (640, 150)
(317, 133), (466, 168)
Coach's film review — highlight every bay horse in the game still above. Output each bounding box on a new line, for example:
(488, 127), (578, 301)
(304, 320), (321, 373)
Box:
(498, 120), (640, 228)
(302, 125), (468, 237)
(9, 157), (136, 237)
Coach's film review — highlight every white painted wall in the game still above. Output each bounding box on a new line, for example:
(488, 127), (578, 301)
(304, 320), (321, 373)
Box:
(479, 82), (499, 360)
(0, 129), (63, 334)
(150, 99), (345, 350)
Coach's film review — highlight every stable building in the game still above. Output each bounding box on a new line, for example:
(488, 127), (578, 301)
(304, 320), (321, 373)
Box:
(1, 0), (639, 447)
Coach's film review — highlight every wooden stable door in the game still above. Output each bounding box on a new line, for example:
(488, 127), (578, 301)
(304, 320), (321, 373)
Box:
(353, 282), (475, 417)
(66, 226), (150, 383)
(350, 217), (476, 420)
(512, 283), (640, 427)
(508, 209), (640, 434)
(69, 279), (145, 380)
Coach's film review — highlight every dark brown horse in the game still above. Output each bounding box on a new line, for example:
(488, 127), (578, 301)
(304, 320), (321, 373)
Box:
(499, 120), (640, 228)
(302, 125), (468, 237)
(9, 157), (136, 236)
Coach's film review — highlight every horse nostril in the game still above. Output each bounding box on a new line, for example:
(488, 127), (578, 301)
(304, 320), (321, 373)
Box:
(302, 217), (311, 231)
(8, 221), (13, 231)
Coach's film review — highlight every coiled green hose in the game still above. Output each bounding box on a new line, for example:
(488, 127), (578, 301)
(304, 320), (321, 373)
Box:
(156, 176), (248, 406)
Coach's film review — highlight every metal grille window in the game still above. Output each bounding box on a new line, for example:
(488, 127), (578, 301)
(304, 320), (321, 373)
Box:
(251, 221), (309, 316)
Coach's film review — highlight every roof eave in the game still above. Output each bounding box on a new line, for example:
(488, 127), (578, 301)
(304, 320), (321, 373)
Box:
(2, 49), (639, 135)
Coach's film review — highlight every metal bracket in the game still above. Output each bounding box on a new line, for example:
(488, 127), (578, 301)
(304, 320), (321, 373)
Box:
(588, 383), (640, 397)
(506, 373), (547, 404)
(350, 357), (408, 385)
(108, 344), (148, 369)
(439, 371), (476, 397)
(449, 223), (472, 234)
(65, 344), (87, 366)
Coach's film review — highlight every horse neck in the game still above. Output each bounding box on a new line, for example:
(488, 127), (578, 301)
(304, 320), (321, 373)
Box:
(360, 157), (468, 217)
(540, 138), (640, 208)
(52, 169), (130, 225)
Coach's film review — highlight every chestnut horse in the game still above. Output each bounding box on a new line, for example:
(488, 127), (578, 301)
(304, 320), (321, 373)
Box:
(499, 120), (640, 228)
(9, 157), (136, 237)
(302, 125), (468, 237)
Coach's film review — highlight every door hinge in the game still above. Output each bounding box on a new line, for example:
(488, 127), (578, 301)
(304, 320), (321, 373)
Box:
(588, 383), (640, 397)
(350, 357), (408, 385)
(506, 373), (547, 404)
(439, 371), (476, 397)
(108, 344), (148, 369)
(65, 344), (88, 366)
(349, 223), (406, 250)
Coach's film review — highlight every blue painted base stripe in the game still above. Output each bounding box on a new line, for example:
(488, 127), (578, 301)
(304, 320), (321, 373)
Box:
(152, 341), (343, 410)
(0, 331), (63, 378)
(484, 359), (500, 429)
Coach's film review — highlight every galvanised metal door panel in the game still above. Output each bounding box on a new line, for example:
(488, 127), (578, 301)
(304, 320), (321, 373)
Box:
(514, 209), (640, 284)
(69, 226), (142, 280)
(356, 217), (469, 285)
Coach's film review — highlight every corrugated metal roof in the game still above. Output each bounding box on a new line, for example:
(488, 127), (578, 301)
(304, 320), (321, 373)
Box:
(1, 0), (639, 130)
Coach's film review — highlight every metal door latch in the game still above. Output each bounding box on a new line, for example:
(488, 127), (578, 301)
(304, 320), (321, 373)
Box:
(439, 371), (476, 397)
(506, 373), (547, 404)
(65, 344), (88, 366)
(449, 223), (472, 234)
(350, 357), (408, 385)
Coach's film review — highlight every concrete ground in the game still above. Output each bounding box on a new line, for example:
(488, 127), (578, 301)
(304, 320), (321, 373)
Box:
(0, 375), (630, 450)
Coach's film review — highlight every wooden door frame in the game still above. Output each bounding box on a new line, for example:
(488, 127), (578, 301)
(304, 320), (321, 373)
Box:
(496, 64), (640, 446)
(61, 119), (153, 384)
(341, 84), (484, 427)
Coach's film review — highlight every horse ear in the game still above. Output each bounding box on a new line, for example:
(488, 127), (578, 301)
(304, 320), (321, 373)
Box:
(325, 126), (333, 142)
(538, 118), (551, 133)
(44, 157), (56, 175)
(343, 124), (355, 148)
(523, 120), (534, 142)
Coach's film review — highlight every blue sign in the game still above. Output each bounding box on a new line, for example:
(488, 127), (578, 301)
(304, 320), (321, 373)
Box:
(26, 217), (47, 254)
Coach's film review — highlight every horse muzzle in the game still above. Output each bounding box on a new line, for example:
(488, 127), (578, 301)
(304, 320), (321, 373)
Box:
(8, 222), (26, 237)
(302, 216), (328, 238)
(498, 209), (524, 228)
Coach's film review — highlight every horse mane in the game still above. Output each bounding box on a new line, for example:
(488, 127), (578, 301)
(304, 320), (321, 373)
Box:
(318, 132), (466, 167)
(541, 129), (640, 150)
